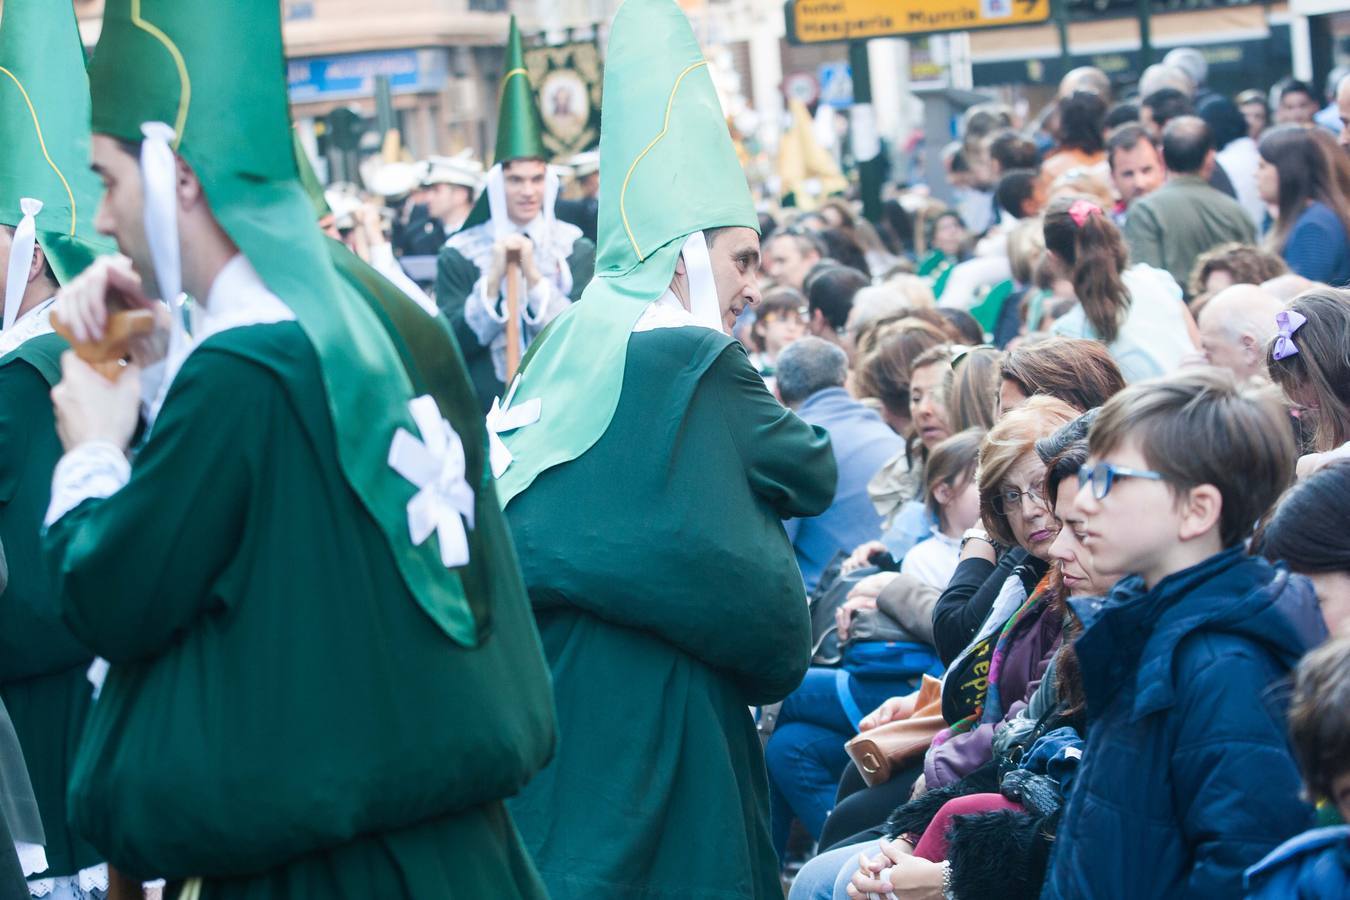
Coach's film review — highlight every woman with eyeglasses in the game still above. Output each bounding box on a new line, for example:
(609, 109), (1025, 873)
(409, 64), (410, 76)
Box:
(930, 397), (1077, 667)
(815, 398), (1077, 850)
(802, 418), (1122, 900)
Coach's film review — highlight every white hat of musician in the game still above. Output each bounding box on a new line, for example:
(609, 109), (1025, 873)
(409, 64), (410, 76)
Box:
(421, 153), (485, 192)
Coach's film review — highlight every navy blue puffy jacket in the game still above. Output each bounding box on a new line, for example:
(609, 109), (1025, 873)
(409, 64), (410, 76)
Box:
(1041, 548), (1328, 899)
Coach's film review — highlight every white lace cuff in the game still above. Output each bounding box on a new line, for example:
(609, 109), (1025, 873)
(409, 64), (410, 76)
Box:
(521, 277), (556, 324)
(28, 863), (109, 896)
(15, 842), (46, 878)
(44, 442), (131, 527)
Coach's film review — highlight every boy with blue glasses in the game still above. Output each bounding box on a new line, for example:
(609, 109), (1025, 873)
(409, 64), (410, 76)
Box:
(1042, 369), (1328, 898)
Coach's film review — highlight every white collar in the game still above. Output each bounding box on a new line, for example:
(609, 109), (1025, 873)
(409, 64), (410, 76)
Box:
(192, 254), (295, 342)
(504, 212), (545, 237)
(0, 295), (56, 358)
(633, 289), (700, 333)
(145, 254), (295, 428)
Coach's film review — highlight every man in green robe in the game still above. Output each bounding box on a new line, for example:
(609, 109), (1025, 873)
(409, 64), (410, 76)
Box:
(40, 1), (555, 897)
(496, 2), (838, 896)
(0, 3), (115, 895)
(434, 18), (595, 413)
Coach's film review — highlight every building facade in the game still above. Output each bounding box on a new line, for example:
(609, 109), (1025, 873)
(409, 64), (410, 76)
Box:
(74, 0), (518, 166)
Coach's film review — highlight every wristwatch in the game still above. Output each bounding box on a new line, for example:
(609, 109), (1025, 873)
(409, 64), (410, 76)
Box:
(960, 528), (996, 554)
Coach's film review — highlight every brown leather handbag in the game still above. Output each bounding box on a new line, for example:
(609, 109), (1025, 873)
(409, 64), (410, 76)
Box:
(845, 674), (945, 787)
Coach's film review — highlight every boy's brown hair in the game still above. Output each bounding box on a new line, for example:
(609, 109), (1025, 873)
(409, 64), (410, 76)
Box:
(1088, 369), (1295, 548)
(1287, 638), (1350, 803)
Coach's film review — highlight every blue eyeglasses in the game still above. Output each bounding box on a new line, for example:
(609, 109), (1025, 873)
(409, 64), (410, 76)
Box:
(1077, 462), (1165, 499)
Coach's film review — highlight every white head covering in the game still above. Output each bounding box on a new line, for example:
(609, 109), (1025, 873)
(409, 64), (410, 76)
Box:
(3, 197), (42, 331)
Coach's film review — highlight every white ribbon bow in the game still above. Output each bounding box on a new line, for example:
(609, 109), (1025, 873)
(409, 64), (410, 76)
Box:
(388, 395), (476, 568)
(485, 376), (541, 479)
(3, 197), (42, 331)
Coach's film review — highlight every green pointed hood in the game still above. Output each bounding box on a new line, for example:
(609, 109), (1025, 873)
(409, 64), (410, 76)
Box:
(0, 0), (113, 285)
(495, 0), (757, 507)
(590, 0), (757, 294)
(457, 16), (548, 234)
(494, 17), (547, 165)
(86, 0), (490, 647)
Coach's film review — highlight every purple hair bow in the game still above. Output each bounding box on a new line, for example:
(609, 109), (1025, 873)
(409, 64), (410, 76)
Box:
(1271, 309), (1307, 361)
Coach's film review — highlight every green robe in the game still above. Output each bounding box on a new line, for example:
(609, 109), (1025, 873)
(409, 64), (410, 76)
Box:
(434, 238), (595, 413)
(0, 695), (41, 900)
(0, 332), (101, 881)
(506, 326), (837, 899)
(44, 322), (554, 898)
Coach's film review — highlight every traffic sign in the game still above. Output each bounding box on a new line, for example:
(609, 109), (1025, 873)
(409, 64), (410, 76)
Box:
(783, 71), (821, 106)
(786, 0), (1051, 44)
(817, 62), (853, 108)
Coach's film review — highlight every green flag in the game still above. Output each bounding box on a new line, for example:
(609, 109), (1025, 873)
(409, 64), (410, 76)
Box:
(86, 0), (490, 647)
(0, 0), (112, 286)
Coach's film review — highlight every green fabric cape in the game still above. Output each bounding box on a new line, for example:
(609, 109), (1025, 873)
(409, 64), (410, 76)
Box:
(87, 0), (487, 646)
(496, 0), (758, 507)
(0, 0), (112, 282)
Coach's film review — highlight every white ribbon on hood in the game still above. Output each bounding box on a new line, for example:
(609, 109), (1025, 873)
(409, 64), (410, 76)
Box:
(681, 230), (723, 333)
(486, 375), (542, 479)
(140, 121), (188, 355)
(387, 394), (476, 568)
(3, 197), (42, 331)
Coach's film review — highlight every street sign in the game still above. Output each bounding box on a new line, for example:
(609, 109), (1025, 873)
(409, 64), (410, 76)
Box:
(786, 0), (1051, 44)
(783, 71), (821, 106)
(817, 62), (853, 108)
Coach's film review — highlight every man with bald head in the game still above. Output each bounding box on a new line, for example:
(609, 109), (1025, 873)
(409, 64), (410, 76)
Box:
(1060, 66), (1111, 101)
(1197, 284), (1285, 380)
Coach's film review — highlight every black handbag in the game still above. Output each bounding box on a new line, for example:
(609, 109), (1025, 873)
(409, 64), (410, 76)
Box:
(807, 554), (915, 667)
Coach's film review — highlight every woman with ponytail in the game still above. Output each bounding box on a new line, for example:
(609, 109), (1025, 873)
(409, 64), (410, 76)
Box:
(1042, 194), (1201, 381)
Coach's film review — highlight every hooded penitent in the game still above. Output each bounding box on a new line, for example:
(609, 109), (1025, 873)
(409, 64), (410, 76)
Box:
(0, 0), (112, 332)
(86, 0), (490, 646)
(494, 0), (757, 506)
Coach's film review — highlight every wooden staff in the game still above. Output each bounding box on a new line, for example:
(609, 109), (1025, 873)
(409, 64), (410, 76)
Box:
(51, 309), (157, 380)
(503, 246), (523, 384)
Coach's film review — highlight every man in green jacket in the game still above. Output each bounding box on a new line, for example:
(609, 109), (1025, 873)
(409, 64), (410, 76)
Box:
(1123, 115), (1256, 295)
(40, 1), (555, 896)
(496, 2), (837, 897)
